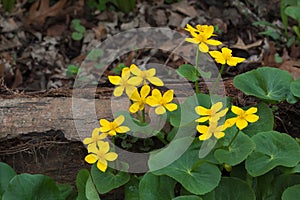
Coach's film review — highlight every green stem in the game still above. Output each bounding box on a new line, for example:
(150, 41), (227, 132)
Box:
(195, 49), (200, 94)
(142, 109), (146, 123)
(156, 116), (168, 145)
(210, 64), (225, 95)
(227, 129), (239, 148)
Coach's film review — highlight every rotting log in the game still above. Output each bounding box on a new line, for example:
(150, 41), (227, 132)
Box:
(0, 80), (237, 141)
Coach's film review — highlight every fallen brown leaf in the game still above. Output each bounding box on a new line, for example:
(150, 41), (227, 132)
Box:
(11, 67), (23, 89)
(232, 36), (263, 50)
(279, 60), (300, 79)
(46, 24), (67, 37)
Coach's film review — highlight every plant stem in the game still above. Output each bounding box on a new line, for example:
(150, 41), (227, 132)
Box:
(195, 48), (200, 94)
(191, 159), (205, 171)
(227, 129), (239, 148)
(210, 64), (225, 95)
(142, 109), (146, 123)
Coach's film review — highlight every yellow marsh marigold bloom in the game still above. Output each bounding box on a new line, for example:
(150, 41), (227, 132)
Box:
(185, 24), (214, 35)
(130, 64), (164, 86)
(185, 25), (222, 53)
(146, 89), (177, 115)
(197, 121), (226, 140)
(225, 106), (259, 130)
(83, 128), (106, 148)
(209, 47), (246, 66)
(195, 102), (228, 123)
(85, 141), (118, 172)
(108, 67), (139, 97)
(129, 84), (151, 113)
(99, 115), (130, 136)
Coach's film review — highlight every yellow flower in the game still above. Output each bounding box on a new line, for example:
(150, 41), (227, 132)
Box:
(195, 102), (228, 123)
(185, 25), (222, 52)
(209, 47), (246, 66)
(225, 106), (259, 130)
(130, 64), (164, 86)
(129, 84), (151, 113)
(185, 24), (213, 35)
(146, 89), (177, 115)
(99, 115), (130, 136)
(85, 141), (118, 172)
(108, 67), (139, 97)
(197, 121), (226, 140)
(83, 128), (107, 148)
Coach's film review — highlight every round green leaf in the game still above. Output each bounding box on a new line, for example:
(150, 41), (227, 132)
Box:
(233, 67), (294, 102)
(214, 177), (255, 200)
(74, 25), (86, 33)
(285, 6), (300, 21)
(76, 169), (90, 200)
(72, 32), (83, 41)
(86, 176), (100, 200)
(246, 131), (300, 177)
(242, 102), (274, 137)
(291, 78), (300, 97)
(153, 148), (221, 195)
(2, 174), (62, 200)
(271, 174), (300, 199)
(91, 165), (130, 194)
(214, 131), (255, 166)
(0, 162), (16, 195)
(282, 184), (300, 200)
(177, 64), (199, 82)
(172, 195), (203, 200)
(139, 173), (176, 200)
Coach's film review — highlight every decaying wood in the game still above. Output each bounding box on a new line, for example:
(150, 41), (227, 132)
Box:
(0, 80), (236, 141)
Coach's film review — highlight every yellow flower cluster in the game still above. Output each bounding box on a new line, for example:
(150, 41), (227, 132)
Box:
(83, 115), (130, 172)
(195, 103), (259, 141)
(108, 64), (177, 115)
(185, 24), (245, 66)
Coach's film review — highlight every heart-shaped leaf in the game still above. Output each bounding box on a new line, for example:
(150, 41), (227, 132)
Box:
(246, 131), (300, 176)
(139, 173), (176, 200)
(177, 64), (199, 82)
(214, 131), (255, 166)
(0, 162), (16, 195)
(173, 195), (203, 200)
(214, 177), (255, 200)
(86, 176), (100, 200)
(76, 169), (90, 200)
(91, 165), (130, 194)
(285, 6), (300, 21)
(291, 78), (300, 97)
(124, 176), (140, 200)
(282, 184), (300, 200)
(153, 147), (221, 195)
(233, 67), (294, 102)
(2, 174), (62, 200)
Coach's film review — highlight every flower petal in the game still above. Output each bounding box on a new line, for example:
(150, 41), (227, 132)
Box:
(246, 107), (258, 114)
(185, 37), (200, 44)
(206, 39), (222, 46)
(146, 96), (159, 106)
(209, 50), (223, 59)
(108, 76), (121, 85)
(130, 64), (141, 76)
(165, 103), (178, 112)
(116, 126), (130, 133)
(108, 130), (117, 136)
(105, 152), (118, 161)
(147, 77), (164, 86)
(236, 119), (248, 130)
(196, 125), (209, 134)
(214, 131), (225, 139)
(128, 77), (143, 86)
(125, 86), (137, 97)
(199, 133), (212, 141)
(155, 106), (166, 115)
(152, 89), (162, 99)
(211, 102), (223, 113)
(83, 138), (93, 145)
(129, 89), (140, 101)
(146, 68), (156, 77)
(114, 115), (125, 126)
(92, 128), (100, 138)
(113, 86), (125, 97)
(162, 90), (174, 103)
(87, 142), (99, 153)
(215, 108), (229, 118)
(121, 67), (131, 79)
(129, 102), (140, 113)
(100, 118), (110, 128)
(85, 154), (98, 164)
(195, 116), (209, 122)
(199, 42), (209, 52)
(245, 114), (259, 123)
(231, 106), (244, 115)
(97, 159), (108, 172)
(140, 85), (151, 98)
(224, 118), (237, 129)
(195, 106), (209, 115)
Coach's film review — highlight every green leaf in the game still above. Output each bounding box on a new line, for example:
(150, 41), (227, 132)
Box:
(74, 25), (86, 34)
(139, 173), (176, 200)
(233, 67), (294, 102)
(291, 78), (300, 97)
(0, 162), (16, 195)
(173, 195), (203, 200)
(285, 6), (300, 21)
(259, 30), (281, 40)
(124, 176), (140, 200)
(242, 102), (274, 137)
(71, 19), (81, 27)
(177, 64), (199, 82)
(270, 174), (300, 199)
(246, 131), (300, 177)
(66, 64), (80, 77)
(214, 131), (255, 166)
(3, 0), (15, 12)
(282, 184), (300, 200)
(76, 169), (90, 200)
(86, 176), (100, 200)
(153, 147), (221, 195)
(2, 174), (62, 200)
(214, 177), (255, 200)
(57, 184), (76, 200)
(72, 32), (84, 41)
(91, 165), (130, 194)
(86, 49), (104, 61)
